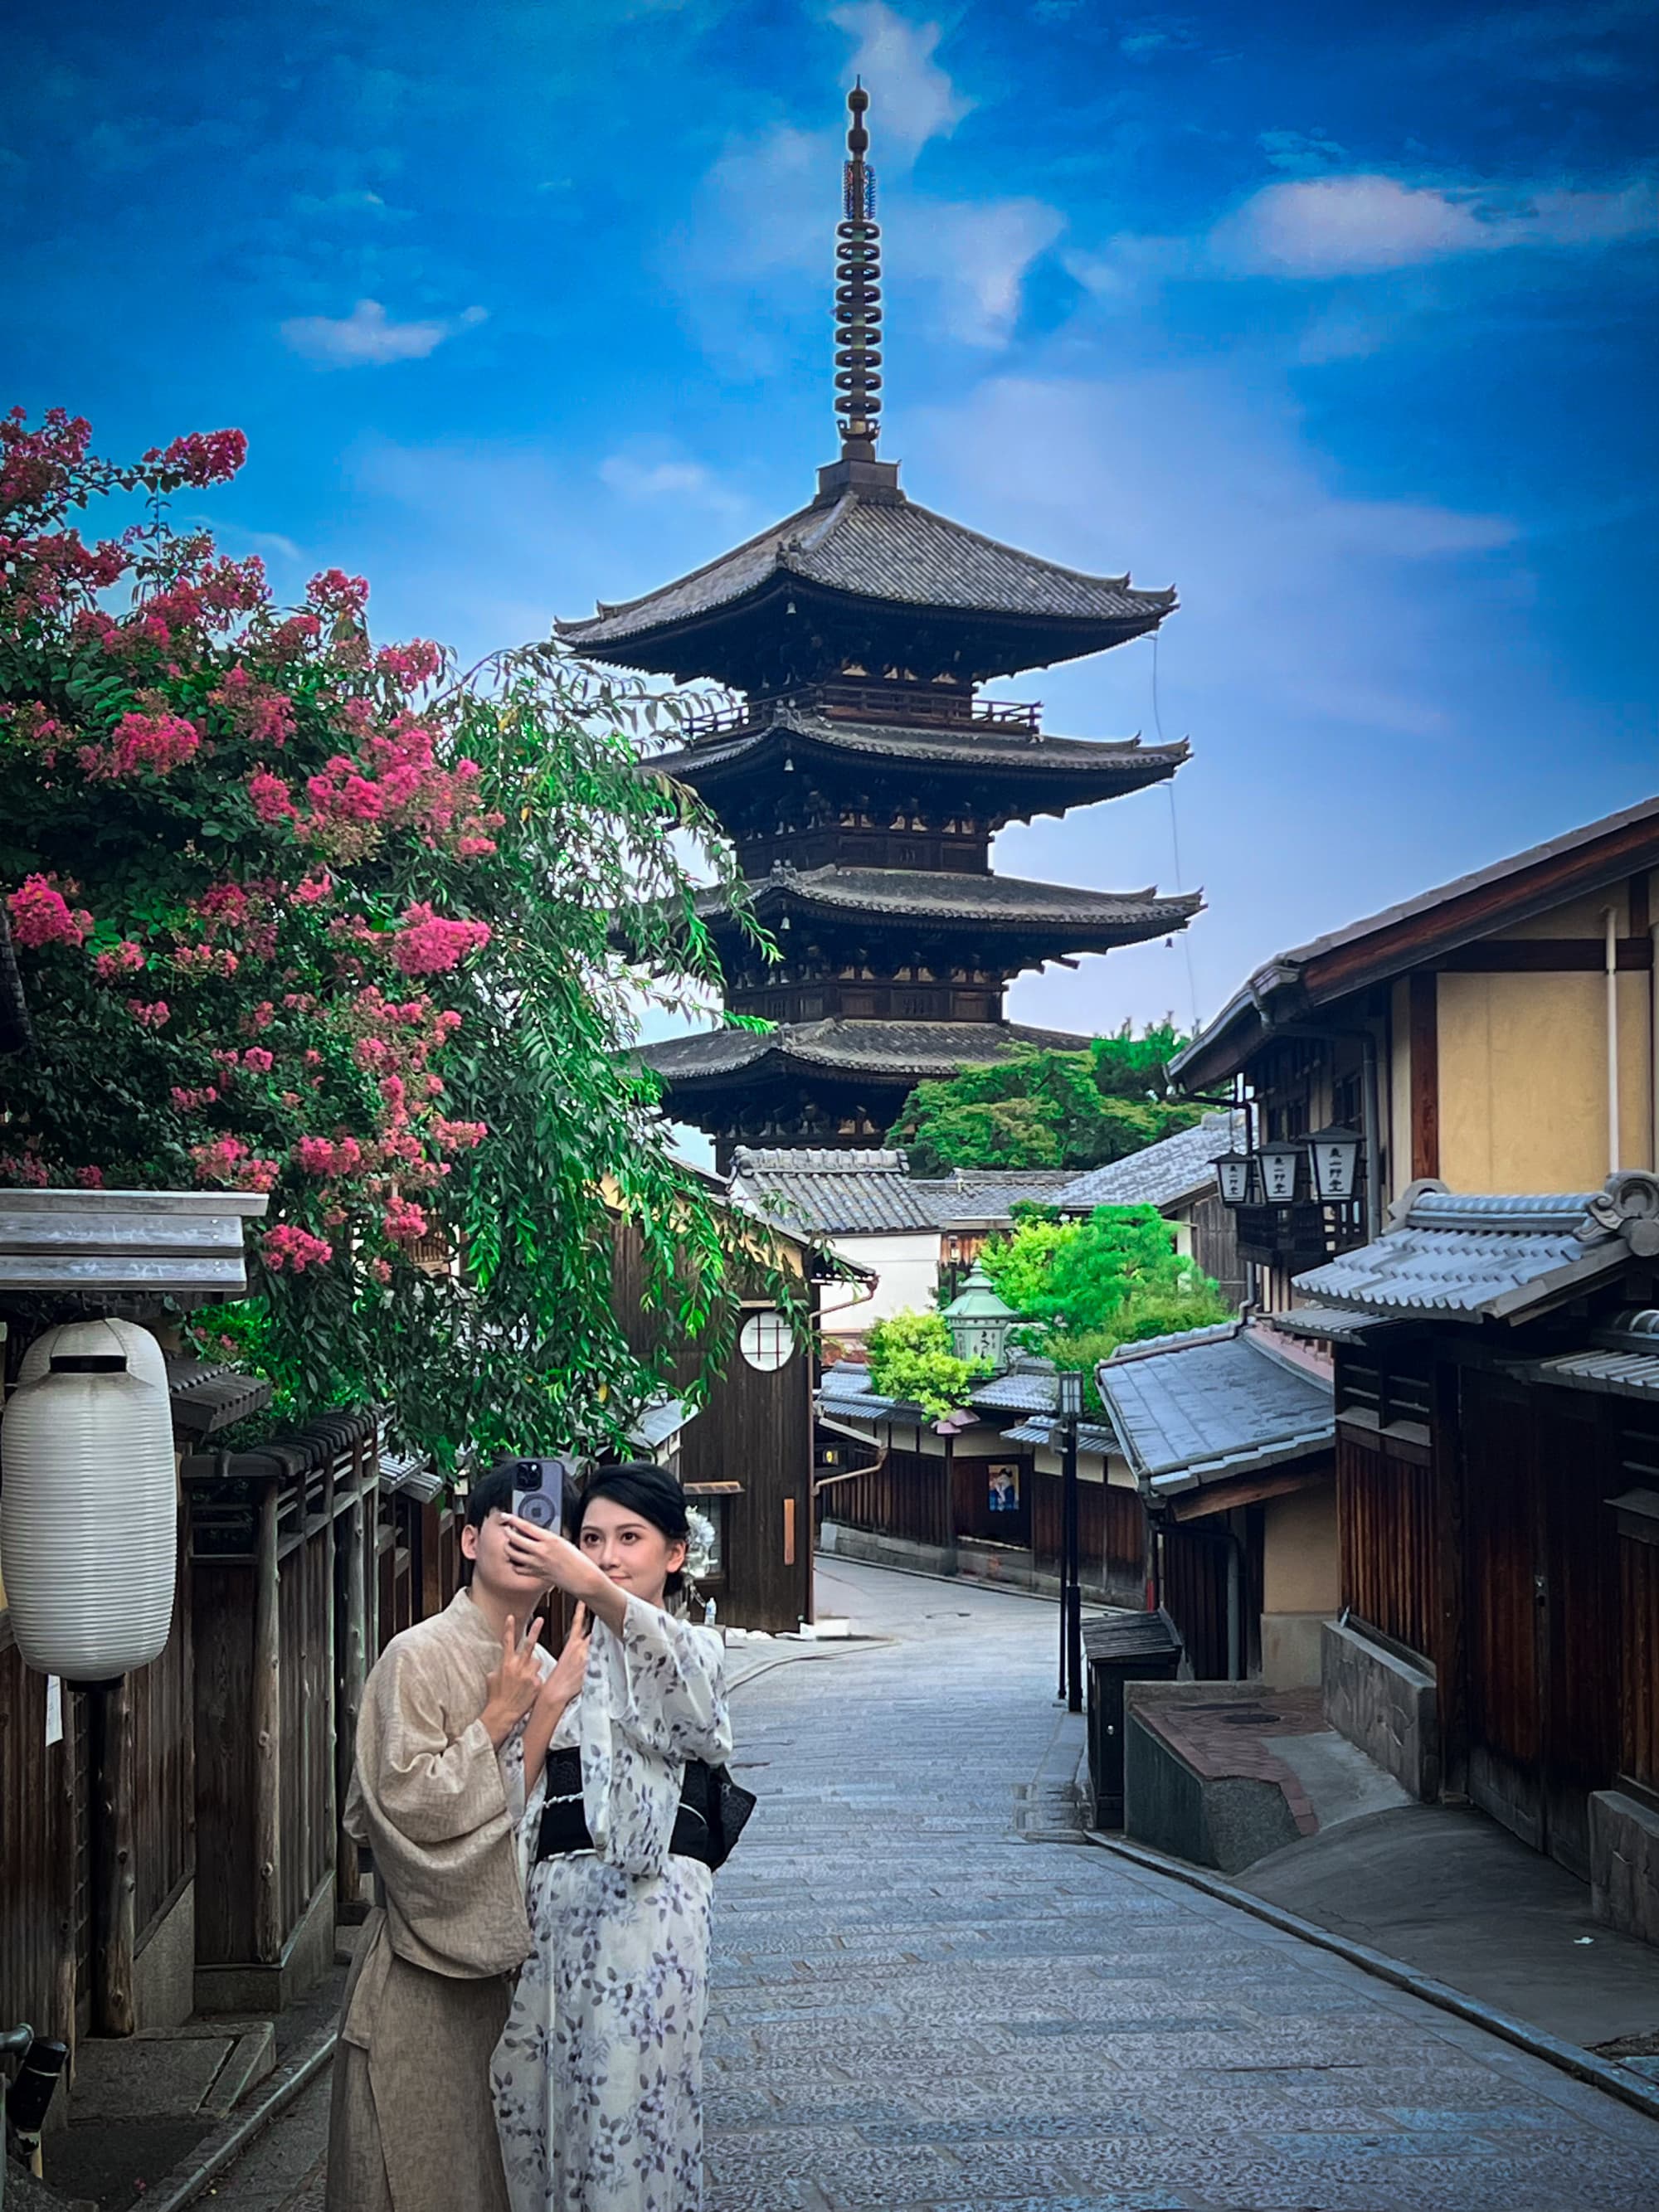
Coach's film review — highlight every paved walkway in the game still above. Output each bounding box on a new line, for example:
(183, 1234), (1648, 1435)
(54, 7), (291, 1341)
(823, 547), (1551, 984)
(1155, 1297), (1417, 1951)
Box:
(183, 1559), (1659, 2212)
(704, 1559), (1659, 2212)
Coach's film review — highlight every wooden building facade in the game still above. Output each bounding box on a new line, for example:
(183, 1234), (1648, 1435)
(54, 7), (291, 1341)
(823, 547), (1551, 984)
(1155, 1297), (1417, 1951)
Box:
(1296, 1175), (1659, 1947)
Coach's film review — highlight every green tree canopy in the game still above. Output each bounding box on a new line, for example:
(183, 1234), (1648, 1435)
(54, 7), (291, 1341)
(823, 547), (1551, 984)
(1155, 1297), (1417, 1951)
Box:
(0, 408), (793, 1465)
(980, 1203), (1230, 1337)
(864, 1310), (990, 1422)
(888, 1023), (1199, 1174)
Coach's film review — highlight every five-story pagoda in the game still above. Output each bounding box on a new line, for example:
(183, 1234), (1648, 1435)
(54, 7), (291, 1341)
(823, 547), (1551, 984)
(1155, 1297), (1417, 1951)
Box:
(562, 85), (1199, 1164)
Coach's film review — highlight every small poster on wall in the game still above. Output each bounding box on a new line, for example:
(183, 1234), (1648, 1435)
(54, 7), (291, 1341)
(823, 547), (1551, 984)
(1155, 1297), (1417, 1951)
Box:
(987, 1465), (1021, 1514)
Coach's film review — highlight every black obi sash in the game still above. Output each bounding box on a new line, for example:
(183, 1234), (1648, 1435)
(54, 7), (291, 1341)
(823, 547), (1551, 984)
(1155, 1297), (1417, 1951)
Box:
(533, 1746), (718, 1869)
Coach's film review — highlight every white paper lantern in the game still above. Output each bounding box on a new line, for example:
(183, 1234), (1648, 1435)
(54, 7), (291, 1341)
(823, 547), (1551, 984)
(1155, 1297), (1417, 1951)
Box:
(2, 1320), (177, 1682)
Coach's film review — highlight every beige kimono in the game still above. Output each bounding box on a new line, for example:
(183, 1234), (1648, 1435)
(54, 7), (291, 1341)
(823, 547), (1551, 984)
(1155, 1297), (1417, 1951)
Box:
(326, 1589), (533, 2212)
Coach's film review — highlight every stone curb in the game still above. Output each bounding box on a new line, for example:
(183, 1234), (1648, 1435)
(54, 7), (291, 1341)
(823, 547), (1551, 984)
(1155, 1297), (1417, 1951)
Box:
(113, 2027), (337, 2212)
(1085, 1828), (1659, 2129)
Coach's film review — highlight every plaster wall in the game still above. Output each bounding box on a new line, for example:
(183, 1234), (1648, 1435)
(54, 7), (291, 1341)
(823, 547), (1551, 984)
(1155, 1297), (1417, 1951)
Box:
(1436, 968), (1654, 1189)
(1262, 1484), (1339, 1614)
(816, 1231), (938, 1335)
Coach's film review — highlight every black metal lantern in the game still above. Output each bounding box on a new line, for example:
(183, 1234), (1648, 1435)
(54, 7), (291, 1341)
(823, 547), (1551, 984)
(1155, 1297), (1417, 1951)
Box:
(1306, 1123), (1363, 1203)
(1055, 1369), (1086, 1422)
(1257, 1138), (1304, 1206)
(1214, 1150), (1254, 1208)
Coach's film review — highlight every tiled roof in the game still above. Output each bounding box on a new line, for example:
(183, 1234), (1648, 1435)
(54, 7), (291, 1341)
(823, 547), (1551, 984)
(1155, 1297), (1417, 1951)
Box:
(1096, 1324), (1334, 1496)
(1002, 1417), (1117, 1456)
(971, 1360), (1060, 1414)
(1267, 1303), (1384, 1345)
(639, 1016), (1095, 1087)
(731, 1150), (936, 1234)
(727, 1150), (1077, 1236)
(1055, 1111), (1245, 1213)
(627, 1395), (697, 1451)
(645, 705), (1188, 792)
(816, 1364), (910, 1422)
(559, 486), (1175, 649)
(1528, 1349), (1659, 1398)
(690, 864), (1200, 941)
(1292, 1180), (1657, 1322)
(1171, 793), (1659, 1094)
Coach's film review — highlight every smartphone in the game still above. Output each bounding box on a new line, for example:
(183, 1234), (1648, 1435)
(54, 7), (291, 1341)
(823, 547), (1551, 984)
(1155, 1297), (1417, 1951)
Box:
(509, 1456), (568, 1533)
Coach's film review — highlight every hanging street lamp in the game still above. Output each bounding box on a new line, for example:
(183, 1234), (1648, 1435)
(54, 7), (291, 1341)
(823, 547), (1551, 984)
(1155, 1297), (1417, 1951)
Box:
(1213, 1149), (1255, 1208)
(1257, 1138), (1304, 1207)
(1306, 1123), (1364, 1203)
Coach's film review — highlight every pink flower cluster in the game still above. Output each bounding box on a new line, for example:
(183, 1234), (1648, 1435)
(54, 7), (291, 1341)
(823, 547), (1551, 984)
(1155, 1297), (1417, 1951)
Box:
(382, 1195), (430, 1243)
(391, 902), (490, 978)
(374, 638), (443, 689)
(8, 875), (92, 948)
(295, 1135), (364, 1177)
(81, 709), (202, 780)
(432, 1117), (488, 1151)
(141, 429), (248, 488)
(93, 939), (146, 980)
(126, 999), (171, 1028)
(212, 664), (294, 748)
(306, 567), (369, 623)
(189, 1135), (279, 1191)
(171, 1085), (221, 1112)
(261, 1224), (333, 1273)
(248, 768), (299, 823)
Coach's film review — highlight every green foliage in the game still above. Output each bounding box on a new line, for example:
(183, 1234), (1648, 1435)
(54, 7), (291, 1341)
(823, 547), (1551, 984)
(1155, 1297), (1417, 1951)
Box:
(888, 1023), (1199, 1174)
(864, 1309), (991, 1422)
(0, 411), (802, 1468)
(976, 1203), (1232, 1413)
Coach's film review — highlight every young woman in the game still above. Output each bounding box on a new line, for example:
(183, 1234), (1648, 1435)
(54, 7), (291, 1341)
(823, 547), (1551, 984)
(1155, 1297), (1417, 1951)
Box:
(489, 1462), (732, 2212)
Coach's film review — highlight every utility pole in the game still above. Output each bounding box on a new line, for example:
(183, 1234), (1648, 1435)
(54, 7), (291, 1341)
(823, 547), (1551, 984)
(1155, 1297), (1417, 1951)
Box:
(1056, 1369), (1085, 1714)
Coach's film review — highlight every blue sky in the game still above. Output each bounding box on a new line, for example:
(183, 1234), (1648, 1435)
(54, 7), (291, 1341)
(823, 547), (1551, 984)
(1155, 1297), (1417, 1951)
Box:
(7, 0), (1657, 1074)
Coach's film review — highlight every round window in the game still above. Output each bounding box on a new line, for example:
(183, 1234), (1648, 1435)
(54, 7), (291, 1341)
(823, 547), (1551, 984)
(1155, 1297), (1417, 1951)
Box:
(738, 1309), (794, 1373)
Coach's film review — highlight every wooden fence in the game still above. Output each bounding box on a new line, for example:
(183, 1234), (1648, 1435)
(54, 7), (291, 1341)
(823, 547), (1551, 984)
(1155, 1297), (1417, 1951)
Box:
(1336, 1427), (1437, 1664)
(816, 1443), (951, 1550)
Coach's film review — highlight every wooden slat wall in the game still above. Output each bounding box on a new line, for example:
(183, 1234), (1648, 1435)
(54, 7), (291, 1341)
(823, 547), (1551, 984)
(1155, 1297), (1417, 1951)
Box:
(129, 1534), (194, 1942)
(1031, 1473), (1146, 1598)
(0, 1633), (78, 2054)
(818, 1444), (950, 1550)
(1160, 1524), (1230, 1680)
(1337, 1429), (1437, 1662)
(276, 1522), (334, 1941)
(1620, 1533), (1659, 1794)
(192, 1562), (255, 1964)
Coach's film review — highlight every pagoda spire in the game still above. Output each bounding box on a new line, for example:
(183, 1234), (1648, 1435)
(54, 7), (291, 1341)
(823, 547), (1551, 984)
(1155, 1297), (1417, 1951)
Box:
(834, 82), (883, 463)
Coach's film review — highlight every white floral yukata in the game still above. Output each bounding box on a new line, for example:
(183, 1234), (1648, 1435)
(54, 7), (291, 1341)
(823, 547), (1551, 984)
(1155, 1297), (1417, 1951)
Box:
(493, 1596), (732, 2212)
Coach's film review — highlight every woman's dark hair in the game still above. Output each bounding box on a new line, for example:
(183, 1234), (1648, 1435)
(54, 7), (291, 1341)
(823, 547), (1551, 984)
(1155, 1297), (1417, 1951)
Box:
(573, 1462), (690, 1597)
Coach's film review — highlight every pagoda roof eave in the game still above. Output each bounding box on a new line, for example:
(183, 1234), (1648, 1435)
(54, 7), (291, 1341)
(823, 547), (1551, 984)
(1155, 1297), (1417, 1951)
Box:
(556, 486), (1176, 685)
(641, 710), (1190, 800)
(635, 1016), (1100, 1091)
(688, 865), (1202, 946)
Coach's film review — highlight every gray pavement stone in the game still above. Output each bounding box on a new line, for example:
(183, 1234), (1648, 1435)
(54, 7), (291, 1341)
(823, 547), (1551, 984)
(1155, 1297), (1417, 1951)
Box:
(706, 1559), (1659, 2211)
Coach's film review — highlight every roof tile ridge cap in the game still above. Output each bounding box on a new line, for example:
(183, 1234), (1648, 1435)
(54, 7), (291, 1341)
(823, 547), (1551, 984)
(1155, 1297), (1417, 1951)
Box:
(561, 496), (820, 627)
(1104, 1317), (1246, 1366)
(791, 493), (859, 564)
(898, 493), (1164, 596)
(1582, 1169), (1659, 1254)
(1243, 1320), (1336, 1393)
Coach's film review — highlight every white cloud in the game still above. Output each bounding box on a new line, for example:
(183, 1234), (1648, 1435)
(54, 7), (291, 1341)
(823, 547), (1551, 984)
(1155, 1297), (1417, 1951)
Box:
(1212, 172), (1659, 278)
(827, 2), (971, 156)
(907, 369), (1518, 739)
(291, 188), (397, 217)
(900, 197), (1067, 344)
(280, 299), (487, 368)
(600, 453), (747, 517)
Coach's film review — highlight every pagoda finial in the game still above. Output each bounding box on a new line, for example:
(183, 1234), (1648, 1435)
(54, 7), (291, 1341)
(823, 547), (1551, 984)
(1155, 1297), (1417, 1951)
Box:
(834, 80), (883, 462)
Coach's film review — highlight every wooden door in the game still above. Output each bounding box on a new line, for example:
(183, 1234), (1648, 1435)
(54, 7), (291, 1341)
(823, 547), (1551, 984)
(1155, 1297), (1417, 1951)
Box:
(1461, 1375), (1545, 1850)
(1537, 1394), (1619, 1879)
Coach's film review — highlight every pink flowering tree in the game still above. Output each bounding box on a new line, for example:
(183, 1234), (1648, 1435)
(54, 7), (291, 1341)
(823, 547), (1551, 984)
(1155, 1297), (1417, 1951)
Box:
(0, 408), (791, 1462)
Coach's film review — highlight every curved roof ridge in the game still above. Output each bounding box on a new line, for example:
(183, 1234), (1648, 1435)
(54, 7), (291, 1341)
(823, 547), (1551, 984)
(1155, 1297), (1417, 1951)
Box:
(898, 492), (1156, 598)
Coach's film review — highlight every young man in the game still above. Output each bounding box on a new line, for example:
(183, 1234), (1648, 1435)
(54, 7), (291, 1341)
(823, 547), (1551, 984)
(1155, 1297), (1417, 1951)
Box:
(326, 1463), (585, 2212)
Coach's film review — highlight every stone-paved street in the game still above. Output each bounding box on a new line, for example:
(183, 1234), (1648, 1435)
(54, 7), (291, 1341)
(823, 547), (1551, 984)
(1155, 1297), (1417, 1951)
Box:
(703, 1560), (1659, 2212)
(192, 1558), (1659, 2212)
